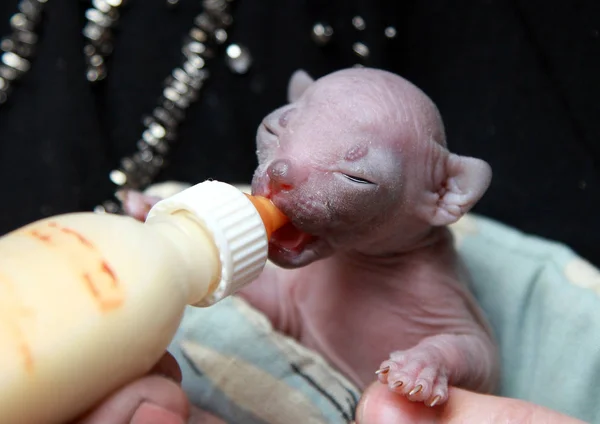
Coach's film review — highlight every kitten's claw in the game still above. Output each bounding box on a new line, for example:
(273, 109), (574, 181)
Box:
(409, 384), (423, 396)
(428, 395), (441, 407)
(375, 366), (390, 375)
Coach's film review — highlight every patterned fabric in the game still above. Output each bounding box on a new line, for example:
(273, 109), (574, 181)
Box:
(169, 295), (360, 424)
(450, 214), (600, 423)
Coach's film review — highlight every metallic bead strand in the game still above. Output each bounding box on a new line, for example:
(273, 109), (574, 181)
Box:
(0, 0), (48, 106)
(95, 0), (237, 214)
(83, 0), (126, 82)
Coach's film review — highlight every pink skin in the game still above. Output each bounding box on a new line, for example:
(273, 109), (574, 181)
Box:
(117, 190), (162, 221)
(122, 68), (498, 409)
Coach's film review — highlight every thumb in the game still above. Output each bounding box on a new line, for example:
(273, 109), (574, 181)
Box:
(356, 382), (585, 424)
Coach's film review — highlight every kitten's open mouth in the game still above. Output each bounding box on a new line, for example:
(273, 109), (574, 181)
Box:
(269, 221), (318, 255)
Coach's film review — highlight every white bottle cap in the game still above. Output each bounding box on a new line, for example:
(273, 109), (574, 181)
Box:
(145, 180), (268, 306)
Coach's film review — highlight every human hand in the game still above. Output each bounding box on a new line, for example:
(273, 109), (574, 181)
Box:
(355, 381), (586, 424)
(73, 352), (225, 424)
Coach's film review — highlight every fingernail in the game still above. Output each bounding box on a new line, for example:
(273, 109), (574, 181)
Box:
(130, 402), (185, 424)
(391, 380), (403, 388)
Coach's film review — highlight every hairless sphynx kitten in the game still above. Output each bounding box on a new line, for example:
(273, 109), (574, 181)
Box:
(122, 68), (499, 408)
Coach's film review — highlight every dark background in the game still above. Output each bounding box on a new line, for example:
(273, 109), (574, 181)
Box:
(0, 0), (598, 265)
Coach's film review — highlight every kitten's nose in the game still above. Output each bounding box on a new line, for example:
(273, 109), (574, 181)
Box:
(267, 159), (294, 192)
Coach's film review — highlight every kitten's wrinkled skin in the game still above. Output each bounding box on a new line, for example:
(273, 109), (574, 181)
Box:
(122, 68), (498, 408)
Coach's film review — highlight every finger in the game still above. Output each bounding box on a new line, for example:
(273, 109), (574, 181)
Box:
(356, 382), (586, 424)
(130, 402), (186, 424)
(149, 351), (183, 383)
(76, 375), (189, 424)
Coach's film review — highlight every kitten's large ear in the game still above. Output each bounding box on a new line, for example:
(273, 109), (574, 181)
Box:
(428, 153), (492, 226)
(287, 69), (314, 103)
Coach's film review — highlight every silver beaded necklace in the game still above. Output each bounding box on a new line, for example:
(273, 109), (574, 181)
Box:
(1, 0), (251, 214)
(0, 0), (395, 215)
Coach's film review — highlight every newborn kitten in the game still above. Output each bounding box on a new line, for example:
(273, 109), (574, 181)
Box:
(122, 68), (499, 408)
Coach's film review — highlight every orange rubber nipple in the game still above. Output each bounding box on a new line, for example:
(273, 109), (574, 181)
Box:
(244, 194), (289, 240)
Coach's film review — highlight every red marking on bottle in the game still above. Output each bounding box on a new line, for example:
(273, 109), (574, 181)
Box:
(0, 274), (35, 373)
(60, 226), (93, 248)
(83, 273), (100, 298)
(24, 221), (124, 312)
(30, 230), (52, 243)
(101, 261), (117, 287)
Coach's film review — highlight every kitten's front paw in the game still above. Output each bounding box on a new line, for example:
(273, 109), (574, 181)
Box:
(376, 348), (448, 407)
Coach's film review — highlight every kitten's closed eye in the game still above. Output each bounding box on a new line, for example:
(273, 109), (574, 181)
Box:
(264, 124), (277, 136)
(342, 174), (375, 185)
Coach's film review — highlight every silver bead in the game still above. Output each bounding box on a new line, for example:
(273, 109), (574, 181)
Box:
(2, 52), (30, 73)
(149, 122), (167, 139)
(185, 40), (207, 55)
(189, 28), (208, 43)
(214, 28), (228, 44)
(86, 66), (106, 82)
(109, 169), (127, 186)
(188, 53), (205, 70)
(152, 107), (178, 127)
(19, 0), (43, 22)
(10, 13), (34, 32)
(0, 38), (14, 53)
(311, 22), (333, 46)
(92, 0), (113, 14)
(85, 8), (114, 28)
(384, 26), (397, 39)
(140, 149), (153, 163)
(183, 60), (207, 79)
(105, 0), (125, 7)
(182, 46), (206, 69)
(352, 42), (370, 59)
(2, 36), (35, 58)
(142, 129), (160, 147)
(352, 16), (366, 31)
(89, 54), (104, 67)
(203, 0), (228, 14)
(163, 86), (190, 108)
(102, 200), (121, 214)
(15, 30), (38, 45)
(172, 67), (191, 85)
(171, 79), (190, 96)
(225, 44), (252, 74)
(83, 22), (105, 43)
(94, 205), (107, 214)
(83, 44), (97, 57)
(0, 65), (18, 81)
